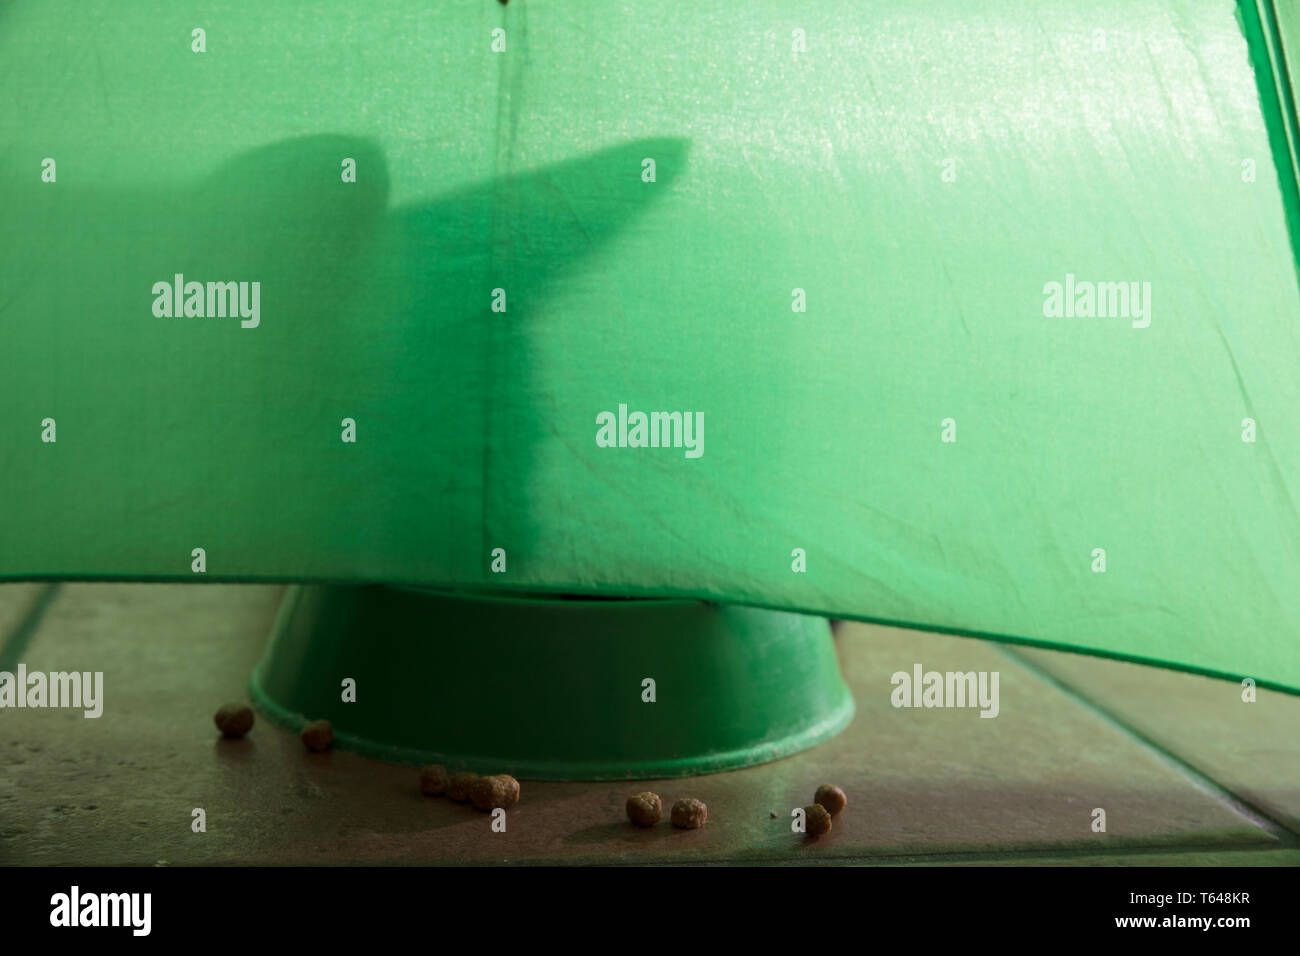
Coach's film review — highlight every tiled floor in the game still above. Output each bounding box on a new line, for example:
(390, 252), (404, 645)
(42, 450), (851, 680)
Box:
(0, 583), (1295, 865)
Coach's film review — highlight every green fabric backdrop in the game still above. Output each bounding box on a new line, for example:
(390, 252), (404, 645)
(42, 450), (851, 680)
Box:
(3, 0), (1300, 693)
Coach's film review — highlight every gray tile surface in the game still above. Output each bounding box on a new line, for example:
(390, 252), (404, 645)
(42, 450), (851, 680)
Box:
(0, 585), (1293, 865)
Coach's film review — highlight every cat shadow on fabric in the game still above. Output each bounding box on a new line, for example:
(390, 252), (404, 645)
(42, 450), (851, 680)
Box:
(2, 133), (687, 578)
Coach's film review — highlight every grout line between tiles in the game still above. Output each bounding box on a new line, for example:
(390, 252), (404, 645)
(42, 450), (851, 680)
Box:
(0, 583), (61, 673)
(994, 643), (1299, 846)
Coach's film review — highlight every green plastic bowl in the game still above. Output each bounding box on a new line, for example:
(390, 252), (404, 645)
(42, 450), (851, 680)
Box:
(250, 585), (853, 780)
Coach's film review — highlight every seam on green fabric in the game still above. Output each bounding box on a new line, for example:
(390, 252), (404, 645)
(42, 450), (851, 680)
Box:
(1261, 0), (1300, 187)
(0, 583), (62, 673)
(1239, 0), (1300, 276)
(996, 643), (1300, 845)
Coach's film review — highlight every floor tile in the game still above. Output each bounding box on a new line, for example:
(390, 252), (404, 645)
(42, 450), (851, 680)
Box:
(1012, 645), (1300, 836)
(0, 587), (1281, 865)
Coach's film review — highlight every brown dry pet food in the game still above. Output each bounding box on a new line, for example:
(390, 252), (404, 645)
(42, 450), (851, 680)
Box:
(471, 774), (521, 812)
(214, 703), (254, 738)
(301, 719), (334, 752)
(670, 798), (707, 829)
(447, 771), (479, 802)
(626, 792), (662, 827)
(804, 803), (832, 836)
(419, 764), (449, 796)
(814, 784), (847, 815)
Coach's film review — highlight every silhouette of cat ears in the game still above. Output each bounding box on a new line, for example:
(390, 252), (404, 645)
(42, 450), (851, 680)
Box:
(196, 132), (689, 282)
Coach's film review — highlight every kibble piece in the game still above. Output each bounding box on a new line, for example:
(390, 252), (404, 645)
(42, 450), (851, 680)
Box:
(419, 765), (449, 796)
(670, 798), (707, 830)
(214, 703), (254, 738)
(804, 803), (832, 836)
(447, 771), (479, 802)
(814, 784), (847, 815)
(301, 718), (334, 752)
(471, 774), (521, 812)
(626, 792), (662, 827)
